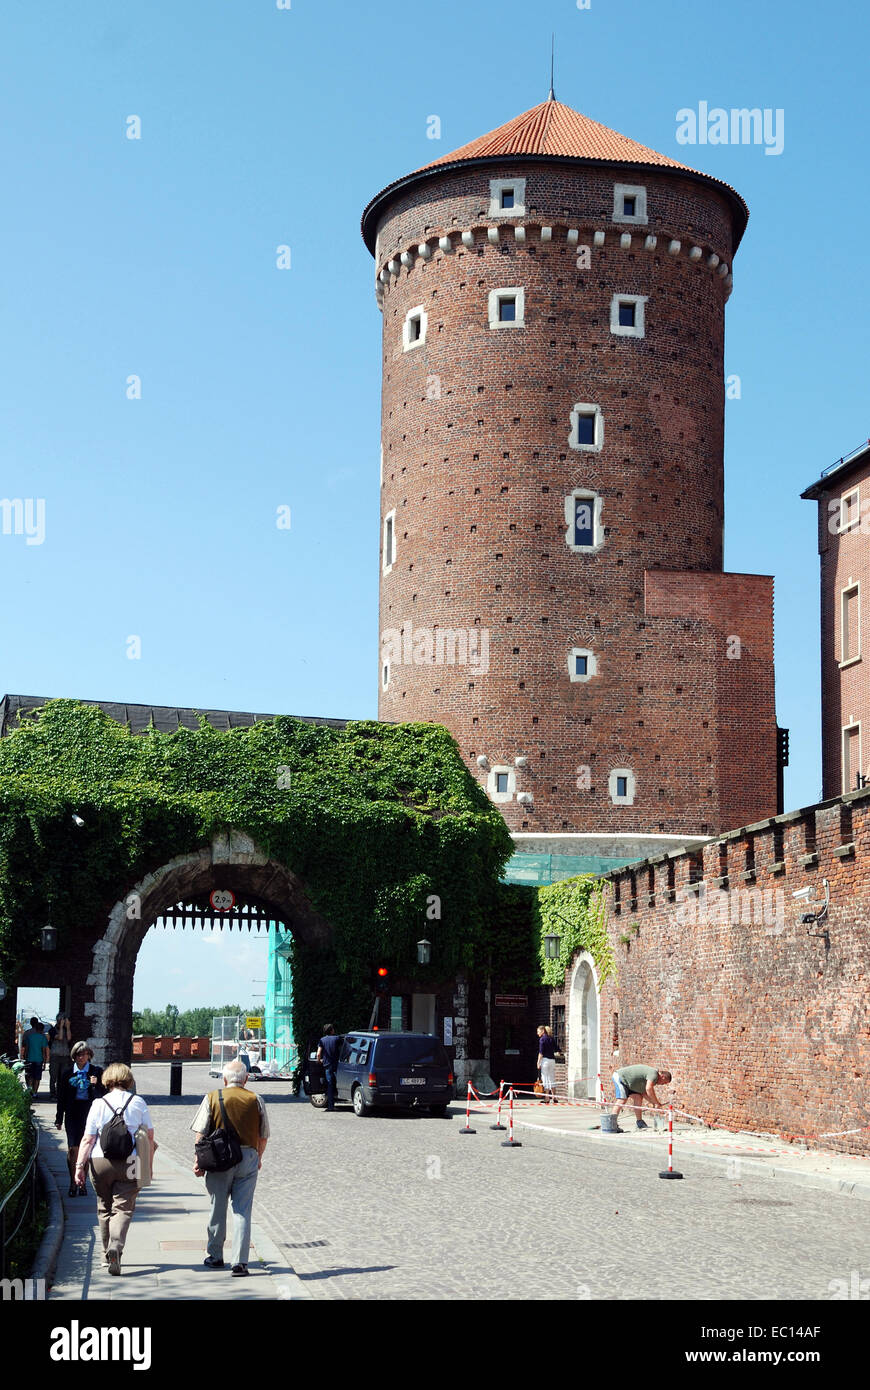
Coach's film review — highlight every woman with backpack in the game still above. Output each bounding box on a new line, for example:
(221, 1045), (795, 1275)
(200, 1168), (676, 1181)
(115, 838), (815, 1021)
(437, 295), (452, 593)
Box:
(55, 1041), (105, 1196)
(74, 1061), (156, 1276)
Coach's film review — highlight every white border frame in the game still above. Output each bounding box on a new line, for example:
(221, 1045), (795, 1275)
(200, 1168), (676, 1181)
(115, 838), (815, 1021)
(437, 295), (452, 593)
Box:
(613, 183), (648, 225)
(487, 765), (516, 803)
(610, 294), (647, 338)
(564, 489), (605, 554)
(382, 509), (396, 575)
(402, 304), (428, 352)
(842, 721), (862, 795)
(569, 402), (604, 453)
(840, 486), (860, 533)
(489, 287), (525, 329)
(569, 647), (597, 683)
(489, 177), (527, 219)
(609, 767), (636, 805)
(840, 581), (861, 666)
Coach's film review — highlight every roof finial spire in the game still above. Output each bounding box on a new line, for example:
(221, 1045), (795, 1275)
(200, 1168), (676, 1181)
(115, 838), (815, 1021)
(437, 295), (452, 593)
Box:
(548, 33), (556, 101)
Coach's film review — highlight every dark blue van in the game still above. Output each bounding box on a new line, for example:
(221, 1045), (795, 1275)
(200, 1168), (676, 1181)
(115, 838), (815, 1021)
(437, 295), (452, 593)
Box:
(336, 1032), (454, 1116)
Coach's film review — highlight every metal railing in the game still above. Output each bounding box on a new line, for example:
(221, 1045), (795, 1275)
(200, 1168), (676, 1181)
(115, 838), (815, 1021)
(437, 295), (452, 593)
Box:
(0, 1117), (39, 1280)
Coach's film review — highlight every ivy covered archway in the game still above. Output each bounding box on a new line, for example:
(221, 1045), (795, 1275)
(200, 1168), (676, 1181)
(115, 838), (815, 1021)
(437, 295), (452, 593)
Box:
(0, 701), (514, 1057)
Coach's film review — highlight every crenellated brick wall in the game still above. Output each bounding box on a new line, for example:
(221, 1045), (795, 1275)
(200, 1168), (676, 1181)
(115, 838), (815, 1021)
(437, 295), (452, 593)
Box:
(554, 788), (870, 1152)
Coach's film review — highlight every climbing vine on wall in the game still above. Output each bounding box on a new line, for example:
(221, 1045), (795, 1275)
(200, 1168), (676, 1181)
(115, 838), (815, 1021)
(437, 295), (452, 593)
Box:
(537, 875), (615, 988)
(0, 701), (514, 1042)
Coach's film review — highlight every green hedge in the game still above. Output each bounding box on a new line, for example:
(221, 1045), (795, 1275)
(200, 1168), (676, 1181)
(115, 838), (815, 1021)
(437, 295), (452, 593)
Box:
(0, 1070), (33, 1200)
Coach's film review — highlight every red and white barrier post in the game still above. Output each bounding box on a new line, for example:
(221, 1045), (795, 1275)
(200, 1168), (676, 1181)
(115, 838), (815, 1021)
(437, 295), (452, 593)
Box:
(500, 1087), (523, 1148)
(459, 1082), (476, 1135)
(659, 1104), (683, 1180)
(596, 1072), (602, 1105)
(490, 1080), (506, 1131)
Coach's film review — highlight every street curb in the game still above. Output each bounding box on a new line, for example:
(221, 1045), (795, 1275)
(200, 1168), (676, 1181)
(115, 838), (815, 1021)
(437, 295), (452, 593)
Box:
(30, 1150), (65, 1289)
(515, 1119), (870, 1201)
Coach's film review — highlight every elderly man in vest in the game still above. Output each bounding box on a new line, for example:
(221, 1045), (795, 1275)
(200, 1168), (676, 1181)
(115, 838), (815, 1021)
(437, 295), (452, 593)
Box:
(191, 1059), (270, 1276)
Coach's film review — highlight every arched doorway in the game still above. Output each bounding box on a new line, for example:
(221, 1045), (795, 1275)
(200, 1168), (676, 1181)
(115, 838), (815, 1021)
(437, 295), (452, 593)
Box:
(87, 829), (334, 1061)
(567, 952), (600, 1099)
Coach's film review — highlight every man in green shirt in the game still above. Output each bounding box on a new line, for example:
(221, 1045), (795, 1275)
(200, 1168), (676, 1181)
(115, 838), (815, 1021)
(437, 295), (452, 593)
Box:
(611, 1063), (672, 1131)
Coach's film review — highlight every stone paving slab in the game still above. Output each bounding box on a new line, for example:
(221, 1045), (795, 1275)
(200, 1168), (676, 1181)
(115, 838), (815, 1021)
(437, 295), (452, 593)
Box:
(36, 1109), (310, 1301)
(490, 1098), (870, 1199)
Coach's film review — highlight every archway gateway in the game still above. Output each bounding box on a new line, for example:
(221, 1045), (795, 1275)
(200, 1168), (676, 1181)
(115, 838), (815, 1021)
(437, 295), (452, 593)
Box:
(97, 831), (332, 1061)
(567, 952), (600, 1100)
(0, 699), (514, 1069)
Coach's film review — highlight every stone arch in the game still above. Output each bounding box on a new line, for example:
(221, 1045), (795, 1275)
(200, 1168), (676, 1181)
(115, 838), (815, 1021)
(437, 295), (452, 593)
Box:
(567, 951), (600, 1100)
(86, 830), (334, 1061)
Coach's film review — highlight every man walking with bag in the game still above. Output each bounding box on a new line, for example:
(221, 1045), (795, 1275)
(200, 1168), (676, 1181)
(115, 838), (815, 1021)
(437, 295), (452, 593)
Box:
(191, 1059), (269, 1277)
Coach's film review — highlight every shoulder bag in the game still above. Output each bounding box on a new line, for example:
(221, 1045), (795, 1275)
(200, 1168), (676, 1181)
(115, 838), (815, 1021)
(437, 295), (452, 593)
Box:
(195, 1091), (243, 1173)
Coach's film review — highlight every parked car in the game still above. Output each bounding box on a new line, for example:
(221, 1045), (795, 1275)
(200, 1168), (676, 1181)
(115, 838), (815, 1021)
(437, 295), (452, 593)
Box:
(335, 1031), (454, 1117)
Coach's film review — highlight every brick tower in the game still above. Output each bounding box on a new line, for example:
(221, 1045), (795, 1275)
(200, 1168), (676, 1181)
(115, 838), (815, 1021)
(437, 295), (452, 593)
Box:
(362, 97), (778, 872)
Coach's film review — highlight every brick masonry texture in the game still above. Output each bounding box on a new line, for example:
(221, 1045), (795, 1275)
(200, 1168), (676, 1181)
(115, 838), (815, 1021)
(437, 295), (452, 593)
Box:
(809, 456), (870, 800)
(370, 159), (777, 836)
(549, 790), (870, 1153)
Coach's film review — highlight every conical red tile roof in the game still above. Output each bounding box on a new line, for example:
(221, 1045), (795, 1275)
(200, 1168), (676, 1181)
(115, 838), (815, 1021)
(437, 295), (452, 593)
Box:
(418, 98), (691, 171)
(362, 97), (747, 253)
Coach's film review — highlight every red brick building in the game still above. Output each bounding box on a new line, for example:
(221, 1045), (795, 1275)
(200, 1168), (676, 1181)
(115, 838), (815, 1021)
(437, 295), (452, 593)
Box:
(802, 439), (870, 798)
(363, 97), (780, 875)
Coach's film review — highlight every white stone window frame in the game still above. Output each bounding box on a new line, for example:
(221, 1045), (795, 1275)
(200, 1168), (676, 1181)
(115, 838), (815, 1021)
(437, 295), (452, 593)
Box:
(569, 402), (604, 454)
(613, 183), (648, 225)
(609, 767), (636, 806)
(569, 647), (597, 683)
(842, 721), (862, 795)
(840, 581), (861, 667)
(382, 509), (396, 575)
(489, 177), (527, 218)
(487, 765), (516, 803)
(402, 304), (428, 352)
(610, 294), (647, 338)
(564, 488), (605, 554)
(489, 286), (525, 329)
(840, 486), (860, 533)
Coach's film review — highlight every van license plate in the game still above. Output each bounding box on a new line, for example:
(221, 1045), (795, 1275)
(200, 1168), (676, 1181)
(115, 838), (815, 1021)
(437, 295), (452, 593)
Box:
(401, 1077), (426, 1085)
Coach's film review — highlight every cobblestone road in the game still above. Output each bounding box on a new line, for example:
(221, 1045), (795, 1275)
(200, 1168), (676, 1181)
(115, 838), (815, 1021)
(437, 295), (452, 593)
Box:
(137, 1064), (867, 1301)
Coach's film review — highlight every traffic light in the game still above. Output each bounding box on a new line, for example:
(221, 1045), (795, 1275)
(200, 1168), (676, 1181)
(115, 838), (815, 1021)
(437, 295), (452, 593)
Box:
(372, 965), (390, 996)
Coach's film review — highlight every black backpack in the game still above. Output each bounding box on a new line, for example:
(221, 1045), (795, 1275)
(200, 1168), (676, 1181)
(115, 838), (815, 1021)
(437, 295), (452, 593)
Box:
(100, 1094), (135, 1160)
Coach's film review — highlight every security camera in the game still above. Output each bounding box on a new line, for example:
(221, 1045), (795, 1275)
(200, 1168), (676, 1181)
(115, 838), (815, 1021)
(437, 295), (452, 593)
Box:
(792, 886), (812, 901)
(71, 814), (85, 829)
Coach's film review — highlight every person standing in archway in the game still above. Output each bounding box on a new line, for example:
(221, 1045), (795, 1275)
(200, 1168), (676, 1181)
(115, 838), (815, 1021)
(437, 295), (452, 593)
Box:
(55, 1042), (105, 1195)
(19, 1017), (50, 1097)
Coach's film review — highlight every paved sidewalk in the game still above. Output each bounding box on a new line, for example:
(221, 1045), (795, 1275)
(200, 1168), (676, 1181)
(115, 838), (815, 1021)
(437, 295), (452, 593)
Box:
(37, 1113), (310, 1300)
(482, 1095), (870, 1199)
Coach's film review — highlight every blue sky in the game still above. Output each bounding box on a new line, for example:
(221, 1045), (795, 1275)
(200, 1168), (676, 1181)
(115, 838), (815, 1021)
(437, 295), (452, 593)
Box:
(1, 1), (867, 1005)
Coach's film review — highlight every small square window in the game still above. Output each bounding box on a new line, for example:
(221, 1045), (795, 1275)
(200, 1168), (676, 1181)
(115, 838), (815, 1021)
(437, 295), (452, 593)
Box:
(575, 654), (588, 676)
(410, 316), (422, 340)
(489, 287), (525, 329)
(613, 183), (647, 225)
(496, 772), (509, 794)
(501, 189), (515, 209)
(610, 294), (647, 338)
(623, 196), (636, 217)
(616, 776), (628, 797)
(618, 302), (636, 328)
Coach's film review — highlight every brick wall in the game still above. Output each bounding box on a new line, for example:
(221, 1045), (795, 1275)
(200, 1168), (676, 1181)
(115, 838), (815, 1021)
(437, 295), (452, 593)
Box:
(550, 789), (870, 1152)
(371, 159), (776, 837)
